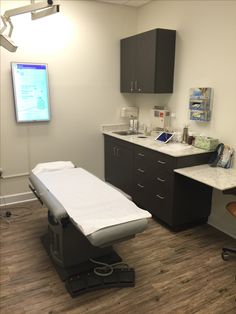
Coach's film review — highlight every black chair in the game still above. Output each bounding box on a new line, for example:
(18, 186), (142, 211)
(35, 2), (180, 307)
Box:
(222, 202), (236, 260)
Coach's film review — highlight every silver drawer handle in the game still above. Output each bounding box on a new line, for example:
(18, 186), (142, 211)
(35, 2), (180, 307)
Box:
(158, 160), (166, 165)
(157, 177), (165, 182)
(137, 184), (144, 188)
(138, 168), (145, 173)
(138, 153), (145, 157)
(156, 194), (165, 200)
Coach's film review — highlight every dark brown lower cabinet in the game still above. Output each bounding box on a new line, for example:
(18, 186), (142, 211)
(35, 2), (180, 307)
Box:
(104, 135), (213, 230)
(104, 135), (133, 196)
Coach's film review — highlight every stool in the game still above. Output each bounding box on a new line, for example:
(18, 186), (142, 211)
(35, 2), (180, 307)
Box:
(221, 202), (236, 261)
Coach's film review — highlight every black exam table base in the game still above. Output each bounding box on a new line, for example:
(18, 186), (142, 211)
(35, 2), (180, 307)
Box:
(30, 179), (136, 296)
(41, 217), (135, 297)
(222, 247), (236, 261)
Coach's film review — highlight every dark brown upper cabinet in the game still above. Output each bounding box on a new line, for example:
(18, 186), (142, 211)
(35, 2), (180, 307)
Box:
(120, 28), (176, 94)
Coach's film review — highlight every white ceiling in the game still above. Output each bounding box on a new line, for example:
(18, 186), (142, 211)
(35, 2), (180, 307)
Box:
(96, 0), (152, 7)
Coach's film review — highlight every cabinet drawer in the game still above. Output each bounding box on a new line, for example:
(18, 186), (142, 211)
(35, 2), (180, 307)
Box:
(134, 164), (149, 177)
(151, 176), (173, 196)
(134, 146), (152, 171)
(134, 146), (151, 160)
(148, 192), (173, 224)
(134, 170), (147, 186)
(150, 151), (175, 175)
(133, 182), (150, 211)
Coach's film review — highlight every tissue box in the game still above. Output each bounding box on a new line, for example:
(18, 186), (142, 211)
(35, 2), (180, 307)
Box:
(194, 136), (219, 150)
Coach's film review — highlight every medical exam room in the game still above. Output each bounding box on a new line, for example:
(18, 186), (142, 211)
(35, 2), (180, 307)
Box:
(0, 0), (236, 312)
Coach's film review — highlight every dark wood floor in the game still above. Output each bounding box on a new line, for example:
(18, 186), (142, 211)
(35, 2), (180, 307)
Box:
(0, 201), (236, 314)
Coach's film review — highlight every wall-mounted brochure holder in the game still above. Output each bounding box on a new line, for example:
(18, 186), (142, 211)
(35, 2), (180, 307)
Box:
(189, 87), (212, 122)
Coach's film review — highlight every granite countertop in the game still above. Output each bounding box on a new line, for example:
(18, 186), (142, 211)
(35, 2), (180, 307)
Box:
(103, 130), (210, 158)
(175, 164), (236, 191)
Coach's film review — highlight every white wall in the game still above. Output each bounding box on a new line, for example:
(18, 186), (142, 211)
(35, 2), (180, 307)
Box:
(135, 0), (236, 237)
(0, 0), (137, 196)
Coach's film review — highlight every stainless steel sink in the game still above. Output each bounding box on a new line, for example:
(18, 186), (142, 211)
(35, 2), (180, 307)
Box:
(112, 130), (142, 136)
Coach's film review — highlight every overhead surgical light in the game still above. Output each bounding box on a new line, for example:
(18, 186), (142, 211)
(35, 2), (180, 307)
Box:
(0, 0), (60, 52)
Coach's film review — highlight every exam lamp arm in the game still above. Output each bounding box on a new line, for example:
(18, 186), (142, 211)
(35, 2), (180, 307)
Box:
(0, 0), (60, 52)
(3, 0), (60, 20)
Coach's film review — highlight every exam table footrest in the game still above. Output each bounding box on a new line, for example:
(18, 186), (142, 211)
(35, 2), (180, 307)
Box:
(65, 268), (135, 297)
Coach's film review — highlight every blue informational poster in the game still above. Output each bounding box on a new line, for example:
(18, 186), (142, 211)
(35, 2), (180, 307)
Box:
(11, 62), (51, 123)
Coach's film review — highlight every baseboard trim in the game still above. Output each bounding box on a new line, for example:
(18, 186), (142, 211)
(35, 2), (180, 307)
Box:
(0, 192), (36, 207)
(208, 221), (236, 239)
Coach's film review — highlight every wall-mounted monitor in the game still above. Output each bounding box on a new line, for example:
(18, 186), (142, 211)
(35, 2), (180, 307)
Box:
(11, 62), (51, 123)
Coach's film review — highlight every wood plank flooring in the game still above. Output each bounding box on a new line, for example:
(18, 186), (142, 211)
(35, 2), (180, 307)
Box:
(0, 201), (236, 314)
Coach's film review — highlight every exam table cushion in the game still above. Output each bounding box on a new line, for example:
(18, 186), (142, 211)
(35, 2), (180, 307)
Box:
(30, 167), (151, 237)
(29, 172), (149, 247)
(87, 218), (148, 247)
(32, 161), (75, 175)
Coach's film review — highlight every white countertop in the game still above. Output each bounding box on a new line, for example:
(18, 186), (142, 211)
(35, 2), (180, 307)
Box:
(103, 130), (210, 157)
(174, 164), (236, 191)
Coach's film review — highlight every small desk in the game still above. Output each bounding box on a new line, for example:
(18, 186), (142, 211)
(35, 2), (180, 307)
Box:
(174, 164), (236, 192)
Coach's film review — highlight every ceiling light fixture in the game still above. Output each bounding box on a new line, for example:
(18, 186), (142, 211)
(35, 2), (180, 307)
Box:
(0, 0), (60, 52)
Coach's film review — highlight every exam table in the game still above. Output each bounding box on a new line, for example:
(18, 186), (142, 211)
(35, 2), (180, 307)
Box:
(29, 162), (151, 297)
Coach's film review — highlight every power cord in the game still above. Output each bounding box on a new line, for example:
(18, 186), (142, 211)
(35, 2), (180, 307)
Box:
(89, 258), (129, 277)
(0, 194), (11, 228)
(0, 204), (32, 229)
(5, 210), (12, 217)
(0, 213), (11, 229)
(6, 205), (32, 219)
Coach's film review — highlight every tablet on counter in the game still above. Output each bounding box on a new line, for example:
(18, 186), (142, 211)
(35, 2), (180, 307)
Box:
(155, 132), (175, 144)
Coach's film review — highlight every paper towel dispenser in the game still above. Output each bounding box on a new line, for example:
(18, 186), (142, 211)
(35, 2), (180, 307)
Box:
(120, 106), (139, 119)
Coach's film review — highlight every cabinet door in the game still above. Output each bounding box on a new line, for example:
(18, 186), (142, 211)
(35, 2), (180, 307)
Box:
(155, 29), (176, 93)
(120, 36), (136, 93)
(104, 137), (133, 195)
(135, 30), (157, 93)
(120, 28), (176, 94)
